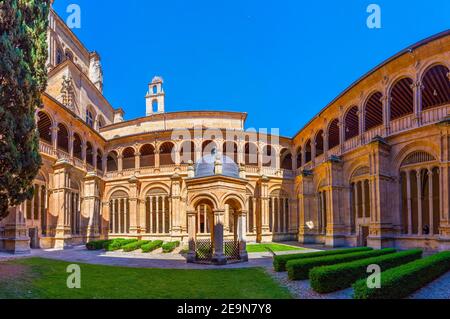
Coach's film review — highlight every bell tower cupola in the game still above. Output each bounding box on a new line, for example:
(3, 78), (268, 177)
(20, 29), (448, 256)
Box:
(146, 76), (165, 116)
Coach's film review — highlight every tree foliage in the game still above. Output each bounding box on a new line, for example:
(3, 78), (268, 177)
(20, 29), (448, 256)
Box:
(0, 0), (50, 219)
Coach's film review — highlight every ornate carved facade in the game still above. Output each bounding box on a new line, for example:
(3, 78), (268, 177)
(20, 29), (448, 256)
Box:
(0, 6), (449, 253)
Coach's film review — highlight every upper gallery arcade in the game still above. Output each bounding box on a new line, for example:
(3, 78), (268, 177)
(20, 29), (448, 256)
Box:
(0, 4), (449, 254)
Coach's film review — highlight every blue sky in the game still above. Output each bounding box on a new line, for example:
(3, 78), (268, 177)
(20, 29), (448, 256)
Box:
(53, 0), (450, 137)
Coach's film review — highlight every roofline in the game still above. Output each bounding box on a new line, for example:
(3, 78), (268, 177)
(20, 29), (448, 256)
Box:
(101, 110), (249, 130)
(292, 29), (450, 139)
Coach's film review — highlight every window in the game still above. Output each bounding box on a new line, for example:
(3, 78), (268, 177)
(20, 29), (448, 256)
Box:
(56, 49), (63, 65)
(86, 109), (94, 127)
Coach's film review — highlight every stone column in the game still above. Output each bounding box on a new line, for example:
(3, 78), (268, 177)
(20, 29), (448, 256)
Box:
(212, 209), (226, 265)
(117, 155), (123, 172)
(428, 168), (434, 236)
(237, 210), (249, 262)
(412, 81), (423, 127)
(101, 200), (110, 238)
(186, 210), (196, 263)
(2, 207), (30, 254)
(406, 170), (413, 235)
(416, 170), (423, 235)
(82, 172), (102, 241)
(170, 174), (183, 238)
(127, 176), (140, 235)
(51, 159), (72, 249)
(135, 152), (141, 172)
(260, 175), (271, 242)
(382, 95), (391, 136)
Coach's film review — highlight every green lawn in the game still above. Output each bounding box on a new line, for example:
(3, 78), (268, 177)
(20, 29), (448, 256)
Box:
(247, 243), (304, 253)
(0, 258), (292, 299)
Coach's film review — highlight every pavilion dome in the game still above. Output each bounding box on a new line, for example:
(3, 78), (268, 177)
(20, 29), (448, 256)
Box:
(195, 150), (239, 178)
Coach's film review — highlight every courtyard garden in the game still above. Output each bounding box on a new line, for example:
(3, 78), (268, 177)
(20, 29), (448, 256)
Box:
(0, 257), (292, 299)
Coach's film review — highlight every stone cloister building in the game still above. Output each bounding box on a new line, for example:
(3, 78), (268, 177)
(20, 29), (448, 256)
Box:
(0, 5), (449, 254)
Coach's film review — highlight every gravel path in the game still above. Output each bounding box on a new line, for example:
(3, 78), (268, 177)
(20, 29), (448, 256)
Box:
(267, 269), (353, 299)
(408, 271), (450, 299)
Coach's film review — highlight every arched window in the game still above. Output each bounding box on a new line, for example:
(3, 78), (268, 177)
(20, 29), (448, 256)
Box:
(86, 142), (94, 166)
(305, 139), (312, 163)
(400, 151), (439, 236)
(37, 111), (52, 143)
(86, 108), (94, 128)
(56, 48), (63, 65)
(223, 141), (238, 163)
(152, 100), (158, 113)
(364, 91), (383, 131)
(57, 123), (69, 153)
(296, 147), (302, 168)
(262, 145), (275, 167)
(245, 142), (259, 166)
(107, 151), (118, 172)
(109, 190), (130, 234)
(159, 142), (175, 165)
(315, 130), (324, 157)
(122, 147), (135, 170)
(97, 150), (103, 171)
(422, 65), (450, 110)
(65, 50), (74, 61)
(140, 144), (155, 168)
(145, 188), (170, 234)
(268, 190), (289, 233)
(280, 149), (292, 170)
(73, 133), (82, 160)
(328, 119), (340, 150)
(390, 77), (414, 120)
(180, 141), (195, 164)
(344, 106), (359, 140)
(97, 116), (105, 130)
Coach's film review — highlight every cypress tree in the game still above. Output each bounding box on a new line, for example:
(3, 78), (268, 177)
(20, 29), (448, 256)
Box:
(0, 0), (50, 219)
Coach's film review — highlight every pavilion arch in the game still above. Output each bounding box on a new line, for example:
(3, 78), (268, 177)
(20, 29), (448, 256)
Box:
(315, 130), (324, 157)
(189, 193), (220, 212)
(244, 142), (259, 166)
(122, 147), (136, 170)
(57, 123), (69, 152)
(73, 133), (83, 160)
(107, 150), (118, 172)
(389, 77), (414, 120)
(159, 142), (175, 165)
(295, 146), (302, 168)
(304, 139), (312, 163)
(109, 189), (130, 234)
(221, 193), (246, 211)
(344, 106), (359, 140)
(223, 141), (238, 163)
(327, 119), (340, 150)
(37, 111), (53, 143)
(364, 91), (383, 131)
(420, 64), (450, 110)
(140, 144), (155, 168)
(180, 140), (195, 164)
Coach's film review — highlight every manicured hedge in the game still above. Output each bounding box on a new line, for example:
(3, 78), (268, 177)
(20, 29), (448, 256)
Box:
(162, 241), (180, 253)
(141, 240), (164, 253)
(353, 251), (450, 299)
(86, 240), (112, 251)
(273, 247), (373, 272)
(104, 239), (138, 251)
(310, 249), (422, 293)
(122, 240), (151, 252)
(287, 248), (396, 281)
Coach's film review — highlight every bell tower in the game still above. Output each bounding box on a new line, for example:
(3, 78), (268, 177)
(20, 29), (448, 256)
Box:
(145, 76), (165, 116)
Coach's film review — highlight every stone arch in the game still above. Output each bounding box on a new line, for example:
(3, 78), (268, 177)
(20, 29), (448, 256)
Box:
(140, 182), (171, 199)
(304, 139), (312, 163)
(327, 119), (340, 150)
(106, 186), (130, 201)
(420, 64), (450, 110)
(315, 130), (324, 157)
(189, 193), (219, 211)
(140, 144), (155, 168)
(180, 140), (195, 164)
(389, 77), (414, 120)
(295, 146), (302, 168)
(37, 111), (53, 143)
(280, 148), (292, 170)
(344, 105), (359, 140)
(73, 132), (83, 160)
(363, 91), (383, 131)
(57, 123), (69, 152)
(159, 141), (175, 165)
(107, 150), (118, 172)
(262, 144), (275, 167)
(393, 141), (439, 172)
(221, 193), (246, 210)
(223, 141), (238, 163)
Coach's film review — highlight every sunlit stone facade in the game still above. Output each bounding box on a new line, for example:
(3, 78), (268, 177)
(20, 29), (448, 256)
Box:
(0, 6), (449, 254)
